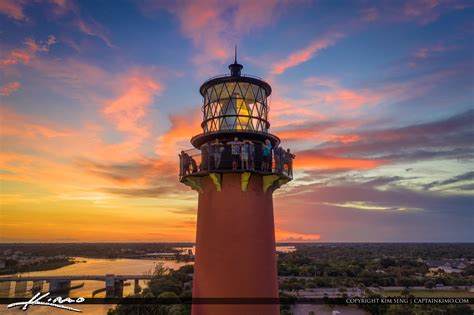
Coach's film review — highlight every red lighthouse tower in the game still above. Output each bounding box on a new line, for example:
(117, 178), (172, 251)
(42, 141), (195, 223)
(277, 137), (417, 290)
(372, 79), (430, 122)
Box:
(179, 52), (293, 315)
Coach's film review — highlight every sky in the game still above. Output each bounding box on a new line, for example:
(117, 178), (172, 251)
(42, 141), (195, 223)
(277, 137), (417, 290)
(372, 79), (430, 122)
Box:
(0, 0), (473, 243)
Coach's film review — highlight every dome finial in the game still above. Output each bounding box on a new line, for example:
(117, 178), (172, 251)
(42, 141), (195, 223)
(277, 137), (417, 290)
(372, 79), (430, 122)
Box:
(229, 45), (243, 76)
(234, 45), (237, 64)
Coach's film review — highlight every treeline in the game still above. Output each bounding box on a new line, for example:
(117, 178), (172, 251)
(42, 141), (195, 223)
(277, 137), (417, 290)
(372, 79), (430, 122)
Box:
(278, 243), (473, 288)
(0, 243), (194, 258)
(0, 257), (74, 275)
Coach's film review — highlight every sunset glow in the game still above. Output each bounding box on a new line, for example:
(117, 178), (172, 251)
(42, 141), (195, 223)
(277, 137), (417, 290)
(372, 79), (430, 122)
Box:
(1, 0), (473, 242)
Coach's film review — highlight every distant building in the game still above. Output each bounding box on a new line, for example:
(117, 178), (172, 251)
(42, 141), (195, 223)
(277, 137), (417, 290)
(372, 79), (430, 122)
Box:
(429, 266), (464, 274)
(425, 259), (471, 270)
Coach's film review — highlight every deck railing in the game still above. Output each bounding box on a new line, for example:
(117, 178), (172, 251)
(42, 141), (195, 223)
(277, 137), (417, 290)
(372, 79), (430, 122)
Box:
(179, 143), (294, 180)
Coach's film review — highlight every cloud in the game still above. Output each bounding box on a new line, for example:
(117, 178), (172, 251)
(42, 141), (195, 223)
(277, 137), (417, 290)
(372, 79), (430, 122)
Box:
(155, 109), (202, 158)
(359, 0), (472, 25)
(275, 228), (321, 242)
(0, 81), (21, 96)
(1, 36), (57, 66)
(47, 0), (77, 17)
(0, 0), (78, 21)
(0, 0), (27, 21)
(141, 0), (290, 75)
(0, 0), (113, 48)
(283, 109), (473, 177)
(407, 43), (459, 68)
(269, 77), (382, 132)
(304, 76), (381, 110)
(274, 180), (473, 242)
(423, 171), (474, 191)
(102, 72), (162, 152)
(304, 109), (473, 163)
(0, 106), (71, 139)
(76, 158), (160, 184)
(0, 66), (166, 196)
(76, 17), (114, 48)
(295, 152), (386, 171)
(100, 186), (178, 198)
(271, 33), (344, 75)
(275, 120), (348, 141)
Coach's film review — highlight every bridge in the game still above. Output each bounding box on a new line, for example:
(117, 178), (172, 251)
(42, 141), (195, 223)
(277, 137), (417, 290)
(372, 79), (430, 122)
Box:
(0, 274), (154, 297)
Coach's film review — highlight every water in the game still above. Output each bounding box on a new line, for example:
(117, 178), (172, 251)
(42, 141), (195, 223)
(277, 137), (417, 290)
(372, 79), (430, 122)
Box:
(1, 257), (191, 315)
(2, 257), (190, 298)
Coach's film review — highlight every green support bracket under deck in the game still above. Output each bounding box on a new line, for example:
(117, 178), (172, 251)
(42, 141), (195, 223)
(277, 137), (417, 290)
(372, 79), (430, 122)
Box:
(241, 172), (251, 191)
(182, 176), (203, 193)
(209, 173), (222, 191)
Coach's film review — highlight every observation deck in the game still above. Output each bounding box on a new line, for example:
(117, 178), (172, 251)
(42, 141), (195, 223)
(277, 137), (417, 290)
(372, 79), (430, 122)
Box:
(179, 142), (294, 193)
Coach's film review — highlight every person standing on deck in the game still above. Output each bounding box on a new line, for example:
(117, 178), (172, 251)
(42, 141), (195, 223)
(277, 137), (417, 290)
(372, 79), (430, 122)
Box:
(228, 137), (242, 170)
(241, 140), (250, 170)
(262, 139), (272, 172)
(211, 139), (224, 169)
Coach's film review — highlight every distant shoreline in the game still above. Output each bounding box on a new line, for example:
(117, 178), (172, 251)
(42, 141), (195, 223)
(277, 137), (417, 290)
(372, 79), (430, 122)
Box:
(0, 259), (76, 275)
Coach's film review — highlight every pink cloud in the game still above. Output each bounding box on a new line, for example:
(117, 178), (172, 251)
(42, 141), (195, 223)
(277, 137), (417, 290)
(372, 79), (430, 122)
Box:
(271, 33), (344, 75)
(302, 76), (384, 110)
(0, 0), (77, 21)
(0, 0), (27, 21)
(76, 17), (114, 48)
(359, 1), (472, 26)
(403, 0), (442, 24)
(408, 43), (458, 67)
(143, 0), (288, 75)
(272, 76), (380, 124)
(0, 81), (21, 96)
(1, 36), (57, 66)
(48, 0), (77, 16)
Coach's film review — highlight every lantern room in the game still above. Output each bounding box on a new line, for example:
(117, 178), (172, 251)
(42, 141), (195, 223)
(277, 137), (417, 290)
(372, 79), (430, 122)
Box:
(190, 54), (277, 148)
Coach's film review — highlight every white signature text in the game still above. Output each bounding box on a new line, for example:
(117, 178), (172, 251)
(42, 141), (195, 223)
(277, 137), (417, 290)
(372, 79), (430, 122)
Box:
(7, 292), (84, 312)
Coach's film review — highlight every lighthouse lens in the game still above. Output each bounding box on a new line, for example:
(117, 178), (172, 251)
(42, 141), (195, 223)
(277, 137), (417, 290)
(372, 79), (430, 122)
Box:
(202, 82), (269, 133)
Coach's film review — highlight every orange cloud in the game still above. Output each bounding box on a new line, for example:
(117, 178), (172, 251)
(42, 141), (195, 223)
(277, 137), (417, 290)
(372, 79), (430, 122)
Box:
(103, 74), (162, 143)
(296, 152), (386, 170)
(271, 33), (344, 75)
(155, 109), (202, 159)
(0, 81), (21, 96)
(275, 228), (321, 242)
(0, 106), (71, 139)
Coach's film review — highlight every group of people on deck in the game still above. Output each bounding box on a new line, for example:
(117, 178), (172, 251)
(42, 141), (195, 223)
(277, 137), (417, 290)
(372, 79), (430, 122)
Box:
(180, 138), (295, 176)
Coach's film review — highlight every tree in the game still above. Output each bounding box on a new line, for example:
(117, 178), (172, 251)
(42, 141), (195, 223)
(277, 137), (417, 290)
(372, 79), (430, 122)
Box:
(424, 280), (435, 289)
(380, 258), (397, 268)
(149, 278), (182, 297)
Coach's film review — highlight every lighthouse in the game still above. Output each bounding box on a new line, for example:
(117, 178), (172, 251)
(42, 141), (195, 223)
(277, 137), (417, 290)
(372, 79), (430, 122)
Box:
(179, 51), (293, 315)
